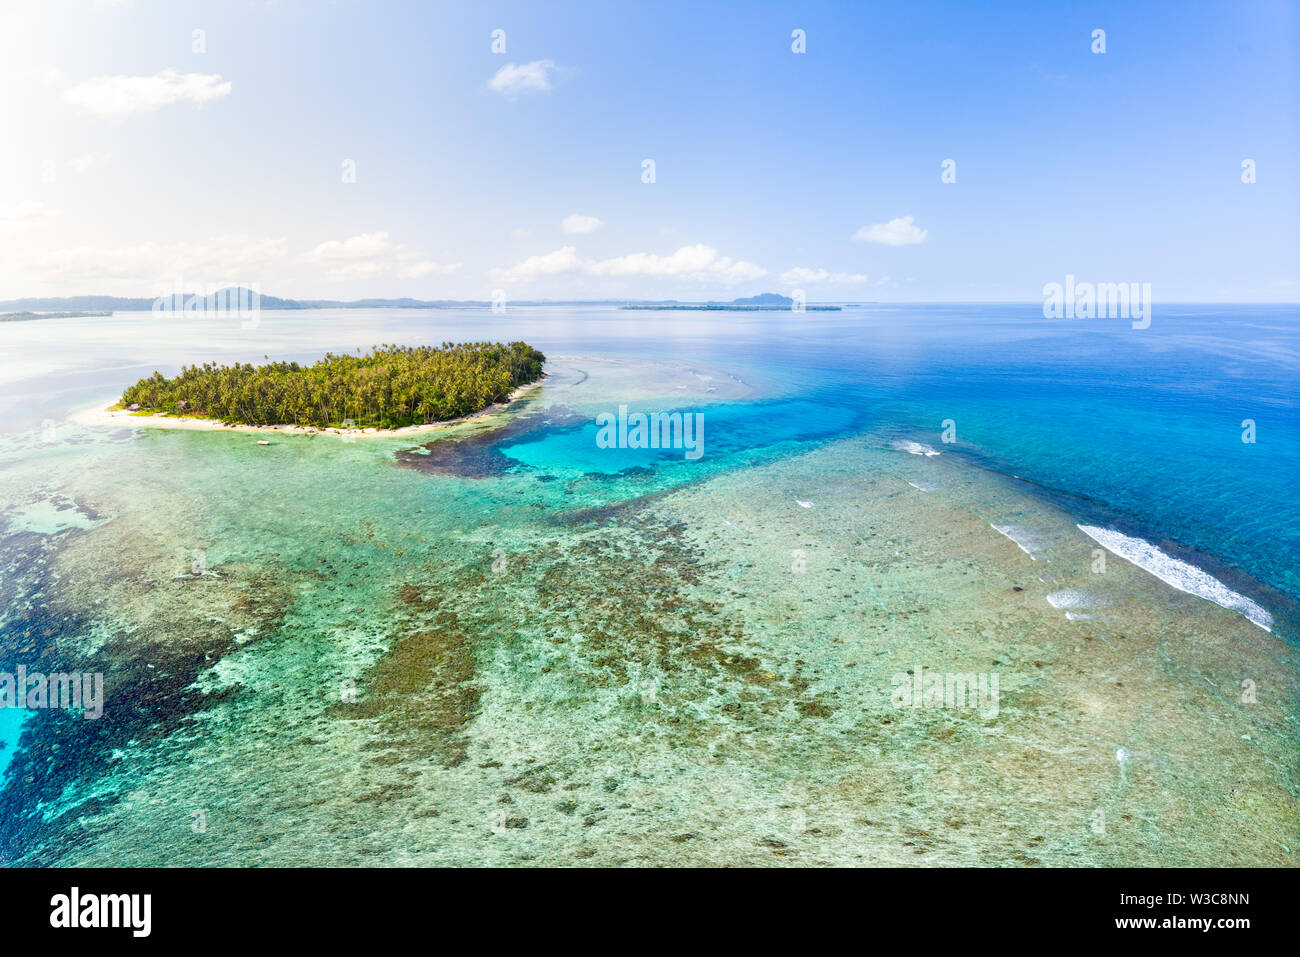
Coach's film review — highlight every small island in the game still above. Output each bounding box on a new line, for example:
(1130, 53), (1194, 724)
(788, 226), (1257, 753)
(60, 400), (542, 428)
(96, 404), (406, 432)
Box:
(116, 342), (545, 430)
(1, 311), (113, 322)
(621, 292), (841, 311)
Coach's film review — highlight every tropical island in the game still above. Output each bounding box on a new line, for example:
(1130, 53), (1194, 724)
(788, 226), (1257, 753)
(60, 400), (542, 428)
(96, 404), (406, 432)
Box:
(115, 341), (545, 430)
(2, 290), (850, 313)
(621, 292), (841, 311)
(0, 311), (112, 322)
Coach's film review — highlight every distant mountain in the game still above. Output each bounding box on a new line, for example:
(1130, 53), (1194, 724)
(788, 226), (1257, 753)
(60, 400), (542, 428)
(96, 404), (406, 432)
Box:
(619, 292), (840, 312)
(152, 289), (308, 311)
(0, 289), (491, 312)
(0, 295), (159, 312)
(0, 289), (838, 313)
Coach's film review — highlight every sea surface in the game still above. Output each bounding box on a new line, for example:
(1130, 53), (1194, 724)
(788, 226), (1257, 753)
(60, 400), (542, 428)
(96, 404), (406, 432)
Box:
(0, 303), (1296, 865)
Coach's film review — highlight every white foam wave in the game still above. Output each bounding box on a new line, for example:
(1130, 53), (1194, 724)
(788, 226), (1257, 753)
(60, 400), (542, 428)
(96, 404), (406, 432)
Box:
(1046, 589), (1088, 609)
(1077, 525), (1273, 632)
(892, 440), (940, 457)
(990, 523), (1040, 560)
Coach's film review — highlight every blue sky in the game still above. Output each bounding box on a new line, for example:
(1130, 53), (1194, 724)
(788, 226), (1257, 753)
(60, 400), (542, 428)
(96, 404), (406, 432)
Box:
(0, 0), (1296, 301)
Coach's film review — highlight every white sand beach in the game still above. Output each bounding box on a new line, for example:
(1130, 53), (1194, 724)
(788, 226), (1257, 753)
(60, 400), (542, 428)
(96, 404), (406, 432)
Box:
(71, 378), (547, 440)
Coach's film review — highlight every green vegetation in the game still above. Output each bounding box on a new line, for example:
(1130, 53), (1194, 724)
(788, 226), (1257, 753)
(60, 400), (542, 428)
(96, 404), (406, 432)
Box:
(0, 311), (112, 322)
(119, 342), (545, 429)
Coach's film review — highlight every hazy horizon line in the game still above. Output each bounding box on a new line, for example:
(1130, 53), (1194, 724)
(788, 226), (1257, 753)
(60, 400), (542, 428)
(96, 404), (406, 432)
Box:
(4, 291), (1298, 307)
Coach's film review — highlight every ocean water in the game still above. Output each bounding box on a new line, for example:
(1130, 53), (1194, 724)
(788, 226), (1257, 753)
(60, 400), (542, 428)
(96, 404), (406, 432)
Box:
(0, 304), (1296, 865)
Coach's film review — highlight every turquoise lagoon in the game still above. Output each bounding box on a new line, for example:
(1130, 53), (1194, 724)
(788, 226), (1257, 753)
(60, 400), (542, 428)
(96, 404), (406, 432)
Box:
(0, 304), (1296, 865)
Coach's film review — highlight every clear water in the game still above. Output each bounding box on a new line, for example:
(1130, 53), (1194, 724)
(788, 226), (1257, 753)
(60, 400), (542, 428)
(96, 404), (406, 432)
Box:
(0, 304), (1296, 865)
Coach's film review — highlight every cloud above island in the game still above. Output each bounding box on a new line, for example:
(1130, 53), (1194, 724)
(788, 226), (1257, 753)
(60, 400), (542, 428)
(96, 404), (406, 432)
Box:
(488, 59), (557, 97)
(852, 215), (927, 246)
(561, 213), (603, 234)
(488, 243), (765, 285)
(0, 200), (57, 231)
(22, 234), (287, 284)
(67, 151), (113, 174)
(63, 68), (232, 117)
(779, 267), (870, 285)
(300, 231), (460, 282)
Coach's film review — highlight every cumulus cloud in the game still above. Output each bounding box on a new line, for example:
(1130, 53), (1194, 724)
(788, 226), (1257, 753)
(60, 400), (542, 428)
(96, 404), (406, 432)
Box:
(67, 152), (112, 174)
(488, 60), (556, 97)
(63, 68), (231, 117)
(587, 245), (765, 282)
(488, 246), (584, 284)
(851, 215), (927, 246)
(561, 213), (603, 234)
(300, 232), (397, 265)
(299, 231), (459, 282)
(0, 200), (56, 228)
(779, 267), (870, 284)
(23, 235), (287, 283)
(397, 260), (462, 279)
(488, 243), (766, 285)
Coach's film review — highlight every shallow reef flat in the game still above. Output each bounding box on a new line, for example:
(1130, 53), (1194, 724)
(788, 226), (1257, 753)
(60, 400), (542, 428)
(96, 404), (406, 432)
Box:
(0, 355), (1295, 866)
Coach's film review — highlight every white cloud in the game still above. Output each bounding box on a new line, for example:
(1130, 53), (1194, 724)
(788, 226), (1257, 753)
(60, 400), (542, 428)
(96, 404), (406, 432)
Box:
(0, 200), (56, 226)
(488, 60), (556, 97)
(300, 231), (459, 282)
(488, 246), (584, 284)
(489, 243), (766, 285)
(780, 267), (870, 284)
(398, 260), (463, 279)
(300, 232), (398, 265)
(23, 235), (287, 283)
(0, 202), (58, 249)
(510, 227), (532, 239)
(63, 68), (231, 118)
(67, 152), (112, 174)
(561, 213), (603, 234)
(588, 245), (765, 283)
(851, 215), (927, 246)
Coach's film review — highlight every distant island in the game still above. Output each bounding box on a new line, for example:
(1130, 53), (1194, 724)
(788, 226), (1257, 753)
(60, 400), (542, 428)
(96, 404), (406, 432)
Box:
(1, 311), (112, 322)
(0, 291), (486, 312)
(1, 290), (842, 313)
(621, 293), (841, 311)
(116, 342), (545, 430)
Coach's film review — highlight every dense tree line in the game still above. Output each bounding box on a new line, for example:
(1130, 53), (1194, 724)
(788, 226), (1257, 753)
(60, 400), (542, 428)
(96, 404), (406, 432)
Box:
(120, 341), (545, 428)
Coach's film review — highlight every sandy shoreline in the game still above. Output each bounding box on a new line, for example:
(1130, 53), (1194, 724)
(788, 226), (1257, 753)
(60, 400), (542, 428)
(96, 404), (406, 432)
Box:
(71, 377), (546, 440)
